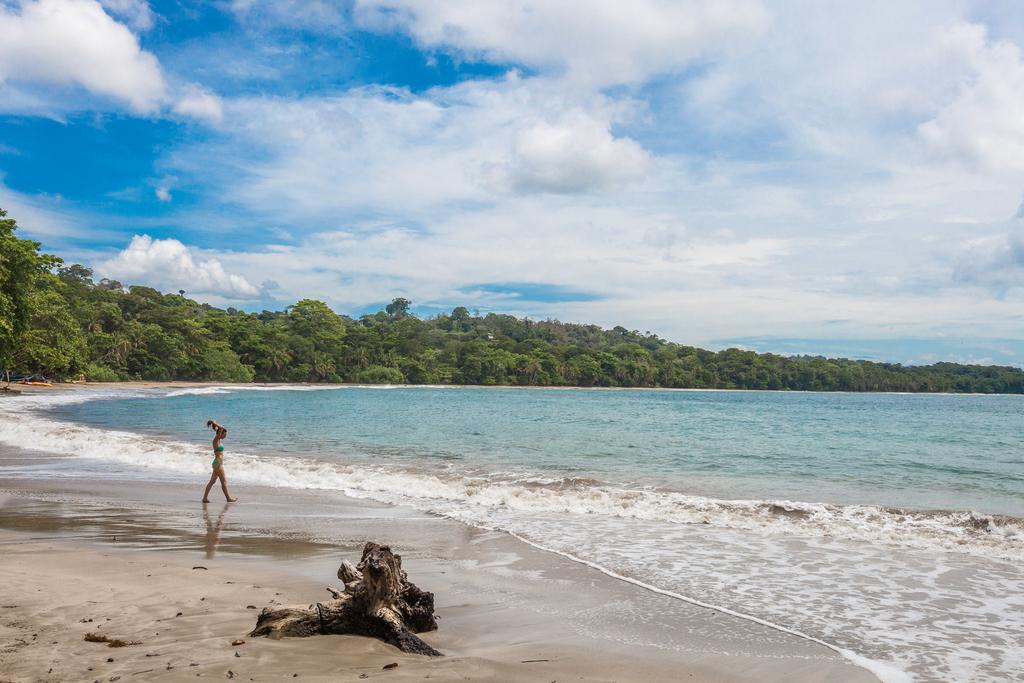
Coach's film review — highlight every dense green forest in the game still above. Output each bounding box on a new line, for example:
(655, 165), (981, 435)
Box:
(2, 208), (1023, 393)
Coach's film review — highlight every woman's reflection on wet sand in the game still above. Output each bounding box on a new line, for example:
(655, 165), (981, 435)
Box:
(202, 502), (229, 558)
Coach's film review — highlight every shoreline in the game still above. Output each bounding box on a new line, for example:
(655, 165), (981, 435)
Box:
(0, 445), (879, 682)
(6, 379), (1023, 397)
(11, 382), (1023, 525)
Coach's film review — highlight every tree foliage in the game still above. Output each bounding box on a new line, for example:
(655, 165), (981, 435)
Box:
(3, 210), (1023, 393)
(0, 210), (73, 373)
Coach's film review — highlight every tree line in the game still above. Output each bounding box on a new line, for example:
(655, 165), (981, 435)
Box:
(2, 208), (1023, 393)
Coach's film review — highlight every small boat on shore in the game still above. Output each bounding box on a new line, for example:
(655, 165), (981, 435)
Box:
(15, 375), (52, 387)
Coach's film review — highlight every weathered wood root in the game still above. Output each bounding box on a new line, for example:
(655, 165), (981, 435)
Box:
(249, 542), (442, 656)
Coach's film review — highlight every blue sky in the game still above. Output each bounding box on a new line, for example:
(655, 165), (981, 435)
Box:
(2, 0), (1024, 367)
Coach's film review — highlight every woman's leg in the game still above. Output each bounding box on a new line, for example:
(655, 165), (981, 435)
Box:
(217, 468), (237, 502)
(202, 470), (218, 503)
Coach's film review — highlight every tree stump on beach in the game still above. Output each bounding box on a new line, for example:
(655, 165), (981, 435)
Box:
(249, 542), (442, 656)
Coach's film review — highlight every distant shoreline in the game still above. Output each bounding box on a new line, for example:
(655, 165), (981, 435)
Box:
(17, 380), (1023, 397)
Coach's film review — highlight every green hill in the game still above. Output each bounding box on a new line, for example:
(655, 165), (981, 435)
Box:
(3, 208), (1022, 393)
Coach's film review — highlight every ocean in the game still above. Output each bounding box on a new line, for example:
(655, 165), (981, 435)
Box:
(2, 385), (1022, 682)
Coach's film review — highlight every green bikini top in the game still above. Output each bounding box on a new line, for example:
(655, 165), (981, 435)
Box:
(215, 444), (225, 452)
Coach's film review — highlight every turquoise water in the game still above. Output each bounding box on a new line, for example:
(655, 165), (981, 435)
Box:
(61, 387), (1024, 516)
(3, 386), (1023, 682)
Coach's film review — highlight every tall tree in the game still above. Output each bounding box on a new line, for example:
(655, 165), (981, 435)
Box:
(386, 297), (411, 320)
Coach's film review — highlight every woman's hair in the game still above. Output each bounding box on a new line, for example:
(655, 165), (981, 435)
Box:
(206, 419), (215, 429)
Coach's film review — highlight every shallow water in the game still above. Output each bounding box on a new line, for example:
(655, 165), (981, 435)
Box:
(3, 385), (1023, 682)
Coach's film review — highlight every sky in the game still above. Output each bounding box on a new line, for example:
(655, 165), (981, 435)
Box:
(2, 0), (1024, 367)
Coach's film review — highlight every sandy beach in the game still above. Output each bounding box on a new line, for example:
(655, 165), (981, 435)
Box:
(0, 485), (877, 683)
(0, 384), (880, 682)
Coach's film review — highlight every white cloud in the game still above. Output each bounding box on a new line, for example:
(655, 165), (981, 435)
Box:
(203, 77), (651, 219)
(0, 0), (220, 124)
(954, 231), (1024, 292)
(506, 118), (651, 194)
(154, 186), (171, 202)
(678, 3), (973, 161)
(669, 6), (1024, 188)
(98, 235), (261, 298)
(160, 203), (796, 318)
(918, 23), (1024, 171)
(98, 0), (153, 31)
(0, 0), (166, 112)
(172, 84), (224, 124)
(354, 0), (767, 86)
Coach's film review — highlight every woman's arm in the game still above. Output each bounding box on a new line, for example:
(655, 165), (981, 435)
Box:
(208, 420), (224, 448)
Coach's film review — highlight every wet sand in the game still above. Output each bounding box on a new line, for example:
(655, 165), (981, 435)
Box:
(0, 385), (879, 682)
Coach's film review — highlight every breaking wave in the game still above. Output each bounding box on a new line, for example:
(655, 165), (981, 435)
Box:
(165, 387), (232, 397)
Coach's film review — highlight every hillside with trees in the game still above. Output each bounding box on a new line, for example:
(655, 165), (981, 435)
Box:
(3, 209), (1023, 393)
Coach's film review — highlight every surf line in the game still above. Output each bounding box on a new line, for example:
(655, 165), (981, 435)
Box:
(467, 522), (911, 683)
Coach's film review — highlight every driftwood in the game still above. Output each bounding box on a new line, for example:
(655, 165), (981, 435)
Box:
(249, 542), (441, 656)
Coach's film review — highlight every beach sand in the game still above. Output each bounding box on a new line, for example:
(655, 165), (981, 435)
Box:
(0, 384), (879, 682)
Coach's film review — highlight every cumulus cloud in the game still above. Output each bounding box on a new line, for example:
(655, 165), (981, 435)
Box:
(201, 77), (651, 219)
(0, 0), (166, 112)
(172, 84), (224, 124)
(506, 118), (651, 194)
(678, 3), (975, 160)
(673, 7), (1024, 184)
(98, 235), (261, 298)
(354, 0), (766, 86)
(0, 0), (221, 123)
(918, 23), (1024, 171)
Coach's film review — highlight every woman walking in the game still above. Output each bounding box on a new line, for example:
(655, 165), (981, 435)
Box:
(203, 419), (238, 503)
